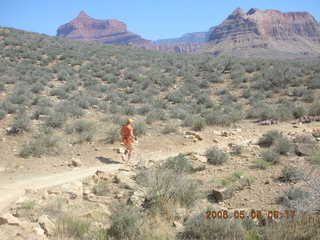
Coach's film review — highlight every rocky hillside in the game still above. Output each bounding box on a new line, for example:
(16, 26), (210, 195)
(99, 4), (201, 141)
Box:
(155, 32), (209, 44)
(205, 8), (320, 57)
(57, 11), (150, 45)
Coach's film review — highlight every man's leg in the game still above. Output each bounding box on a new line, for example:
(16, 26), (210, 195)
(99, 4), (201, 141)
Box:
(127, 145), (133, 161)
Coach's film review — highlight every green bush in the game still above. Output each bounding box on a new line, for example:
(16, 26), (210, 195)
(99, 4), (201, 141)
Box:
(272, 136), (291, 155)
(137, 168), (199, 214)
(20, 133), (62, 158)
(162, 154), (194, 174)
(309, 150), (320, 166)
(45, 112), (67, 128)
(56, 214), (90, 240)
(261, 150), (280, 164)
(192, 117), (206, 131)
(254, 159), (272, 170)
(258, 130), (282, 147)
(309, 102), (320, 116)
(0, 110), (6, 120)
(280, 167), (304, 183)
(65, 119), (96, 143)
(161, 124), (177, 134)
(9, 113), (31, 134)
(93, 181), (109, 196)
(263, 215), (320, 240)
(133, 120), (146, 137)
(206, 147), (228, 165)
(105, 126), (121, 144)
(108, 203), (144, 240)
(180, 213), (246, 240)
(279, 187), (309, 208)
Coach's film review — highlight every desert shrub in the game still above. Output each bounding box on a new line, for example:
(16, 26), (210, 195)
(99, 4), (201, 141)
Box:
(263, 214), (320, 240)
(105, 126), (121, 144)
(258, 130), (282, 147)
(292, 105), (306, 119)
(275, 102), (294, 121)
(279, 187), (309, 208)
(133, 120), (146, 137)
(272, 136), (291, 155)
(230, 144), (244, 155)
(65, 119), (96, 143)
(56, 214), (90, 240)
(247, 103), (275, 121)
(9, 112), (31, 134)
(166, 91), (185, 104)
(261, 150), (280, 164)
(0, 110), (6, 120)
(20, 133), (62, 158)
(161, 123), (177, 134)
(137, 168), (199, 215)
(122, 105), (136, 116)
(0, 83), (4, 92)
(162, 154), (194, 174)
(146, 111), (164, 124)
(108, 203), (144, 240)
(309, 150), (320, 166)
(309, 102), (320, 116)
(180, 213), (246, 240)
(55, 101), (84, 118)
(50, 87), (68, 99)
(254, 159), (272, 169)
(93, 181), (109, 196)
(206, 147), (228, 165)
(308, 75), (320, 89)
(30, 82), (44, 94)
(280, 167), (304, 183)
(192, 117), (206, 131)
(45, 112), (67, 128)
(31, 107), (51, 120)
(136, 105), (151, 116)
(1, 100), (19, 114)
(32, 96), (52, 107)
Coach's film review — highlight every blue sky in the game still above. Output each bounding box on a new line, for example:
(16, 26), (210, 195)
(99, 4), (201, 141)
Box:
(1, 0), (319, 40)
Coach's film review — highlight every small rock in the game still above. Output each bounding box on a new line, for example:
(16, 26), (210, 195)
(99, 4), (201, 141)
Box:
(0, 213), (21, 226)
(184, 131), (203, 141)
(70, 158), (82, 167)
(0, 167), (5, 172)
(38, 215), (55, 236)
(115, 148), (125, 154)
(172, 221), (184, 231)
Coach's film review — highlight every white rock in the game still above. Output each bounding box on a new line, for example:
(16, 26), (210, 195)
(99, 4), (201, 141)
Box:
(0, 213), (21, 226)
(71, 158), (82, 167)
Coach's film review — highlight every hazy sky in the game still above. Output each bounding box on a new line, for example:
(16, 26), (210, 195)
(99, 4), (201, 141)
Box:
(1, 0), (319, 40)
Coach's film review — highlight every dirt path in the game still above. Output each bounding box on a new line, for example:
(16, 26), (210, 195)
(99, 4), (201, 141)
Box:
(0, 164), (125, 213)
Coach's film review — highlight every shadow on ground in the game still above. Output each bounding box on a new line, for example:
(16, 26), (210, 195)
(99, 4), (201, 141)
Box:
(96, 156), (121, 164)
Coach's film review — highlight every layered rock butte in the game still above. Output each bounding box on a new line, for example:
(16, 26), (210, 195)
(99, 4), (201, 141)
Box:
(57, 11), (151, 45)
(206, 8), (320, 57)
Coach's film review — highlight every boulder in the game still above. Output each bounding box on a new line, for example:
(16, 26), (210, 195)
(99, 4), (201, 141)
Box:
(208, 188), (233, 202)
